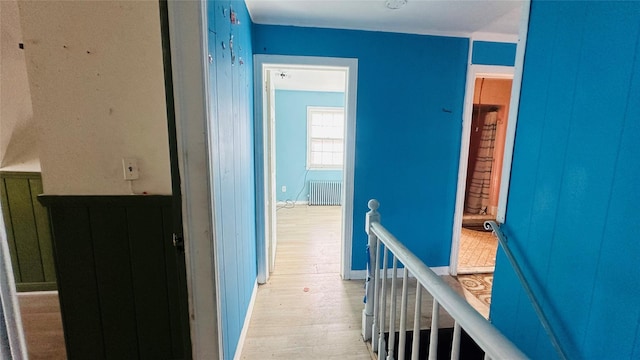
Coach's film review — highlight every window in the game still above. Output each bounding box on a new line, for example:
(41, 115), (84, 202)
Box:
(307, 107), (344, 169)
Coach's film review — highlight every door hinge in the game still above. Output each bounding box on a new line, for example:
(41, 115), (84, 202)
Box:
(172, 233), (185, 253)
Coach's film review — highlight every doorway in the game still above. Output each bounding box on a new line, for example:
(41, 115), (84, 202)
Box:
(254, 55), (358, 283)
(458, 74), (513, 273)
(450, 68), (514, 318)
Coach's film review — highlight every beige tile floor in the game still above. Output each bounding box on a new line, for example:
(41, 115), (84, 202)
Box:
(457, 227), (498, 274)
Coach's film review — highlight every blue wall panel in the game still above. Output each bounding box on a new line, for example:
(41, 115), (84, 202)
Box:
(207, 1), (257, 358)
(275, 90), (344, 202)
(472, 41), (516, 66)
(491, 1), (640, 358)
(253, 25), (469, 270)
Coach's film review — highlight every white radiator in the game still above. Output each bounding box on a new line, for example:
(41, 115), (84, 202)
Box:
(308, 181), (342, 206)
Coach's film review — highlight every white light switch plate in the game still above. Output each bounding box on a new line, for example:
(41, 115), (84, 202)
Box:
(122, 158), (139, 180)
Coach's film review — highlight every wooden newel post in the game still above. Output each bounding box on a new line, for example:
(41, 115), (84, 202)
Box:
(362, 199), (380, 341)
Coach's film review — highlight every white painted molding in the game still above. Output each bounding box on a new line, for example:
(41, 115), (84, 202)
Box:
(497, 0), (531, 224)
(275, 201), (308, 206)
(471, 32), (519, 44)
(15, 290), (58, 297)
(233, 281), (258, 360)
(168, 1), (222, 358)
(349, 266), (450, 280)
(254, 55), (358, 283)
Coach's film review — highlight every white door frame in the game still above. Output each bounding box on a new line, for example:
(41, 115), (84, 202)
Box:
(449, 64), (514, 275)
(254, 55), (358, 283)
(167, 1), (222, 357)
(449, 0), (531, 276)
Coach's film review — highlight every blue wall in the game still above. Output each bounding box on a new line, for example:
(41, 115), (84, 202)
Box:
(275, 90), (344, 202)
(491, 1), (640, 358)
(471, 41), (517, 66)
(206, 1), (257, 358)
(253, 25), (469, 270)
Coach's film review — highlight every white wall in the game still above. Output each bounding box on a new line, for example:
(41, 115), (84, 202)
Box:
(17, 1), (171, 195)
(0, 0), (39, 172)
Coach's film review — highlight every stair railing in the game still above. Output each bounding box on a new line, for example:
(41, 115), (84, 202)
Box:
(362, 199), (526, 360)
(484, 221), (567, 360)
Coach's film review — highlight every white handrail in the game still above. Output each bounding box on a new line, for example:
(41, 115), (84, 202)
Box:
(484, 221), (567, 360)
(363, 199), (527, 360)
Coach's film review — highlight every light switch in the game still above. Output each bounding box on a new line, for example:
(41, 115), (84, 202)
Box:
(122, 158), (139, 180)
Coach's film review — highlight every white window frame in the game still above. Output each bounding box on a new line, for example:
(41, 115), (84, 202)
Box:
(306, 106), (345, 170)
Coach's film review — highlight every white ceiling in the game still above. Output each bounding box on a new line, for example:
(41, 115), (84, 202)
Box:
(271, 68), (346, 92)
(245, 0), (523, 38)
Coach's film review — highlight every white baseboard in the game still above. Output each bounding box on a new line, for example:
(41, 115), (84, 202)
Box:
(347, 266), (450, 280)
(276, 200), (308, 206)
(233, 280), (258, 360)
(16, 290), (58, 297)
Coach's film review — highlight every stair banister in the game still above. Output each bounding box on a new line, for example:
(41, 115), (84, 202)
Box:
(484, 221), (568, 360)
(363, 199), (527, 360)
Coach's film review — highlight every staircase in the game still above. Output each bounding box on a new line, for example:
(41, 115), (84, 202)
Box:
(362, 199), (526, 360)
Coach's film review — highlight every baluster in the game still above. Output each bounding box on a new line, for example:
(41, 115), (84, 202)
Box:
(387, 256), (398, 360)
(428, 301), (439, 360)
(372, 235), (381, 352)
(363, 200), (380, 342)
(378, 246), (389, 359)
(398, 267), (409, 360)
(411, 283), (422, 360)
(450, 322), (461, 360)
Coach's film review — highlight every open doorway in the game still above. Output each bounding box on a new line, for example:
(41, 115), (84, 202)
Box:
(254, 55), (358, 283)
(271, 67), (346, 277)
(451, 69), (514, 317)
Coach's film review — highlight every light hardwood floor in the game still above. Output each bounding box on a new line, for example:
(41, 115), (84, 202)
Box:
(18, 291), (66, 360)
(241, 205), (371, 359)
(240, 206), (488, 359)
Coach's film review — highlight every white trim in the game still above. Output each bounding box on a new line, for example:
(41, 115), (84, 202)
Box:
(0, 212), (27, 359)
(349, 266), (450, 280)
(248, 19), (479, 39)
(430, 266), (451, 276)
(497, 1), (531, 223)
(232, 280), (258, 360)
(15, 290), (58, 297)
(254, 55), (358, 282)
(471, 32), (519, 44)
(168, 1), (222, 358)
(449, 39), (515, 276)
(276, 200), (308, 206)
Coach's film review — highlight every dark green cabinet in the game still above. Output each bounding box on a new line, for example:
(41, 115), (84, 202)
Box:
(38, 195), (191, 360)
(0, 172), (56, 292)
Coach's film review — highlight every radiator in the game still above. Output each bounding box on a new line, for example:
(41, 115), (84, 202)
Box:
(308, 181), (342, 206)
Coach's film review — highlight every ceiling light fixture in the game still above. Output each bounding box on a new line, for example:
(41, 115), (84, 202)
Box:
(385, 0), (406, 10)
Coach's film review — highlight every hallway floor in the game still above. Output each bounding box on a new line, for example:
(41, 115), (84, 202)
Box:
(457, 227), (498, 274)
(240, 205), (371, 359)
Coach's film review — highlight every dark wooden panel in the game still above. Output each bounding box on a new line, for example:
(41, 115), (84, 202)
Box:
(89, 206), (140, 359)
(0, 173), (56, 291)
(0, 178), (21, 281)
(40, 195), (189, 359)
(162, 206), (186, 358)
(127, 205), (173, 359)
(29, 178), (57, 283)
(49, 205), (105, 359)
(5, 178), (44, 283)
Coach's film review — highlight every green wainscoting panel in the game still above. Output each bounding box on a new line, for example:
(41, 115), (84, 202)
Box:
(38, 195), (190, 360)
(0, 172), (57, 292)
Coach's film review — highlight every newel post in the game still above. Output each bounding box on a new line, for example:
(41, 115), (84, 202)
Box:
(362, 199), (380, 341)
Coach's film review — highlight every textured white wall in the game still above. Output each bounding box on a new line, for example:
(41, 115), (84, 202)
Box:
(17, 1), (171, 195)
(0, 0), (39, 172)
